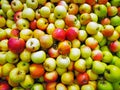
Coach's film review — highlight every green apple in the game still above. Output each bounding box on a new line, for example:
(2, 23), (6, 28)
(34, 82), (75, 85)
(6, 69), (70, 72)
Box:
(56, 67), (67, 76)
(22, 8), (35, 21)
(43, 58), (56, 71)
(110, 15), (120, 26)
(56, 55), (70, 68)
(17, 61), (30, 73)
(78, 30), (87, 42)
(37, 0), (46, 5)
(0, 9), (6, 18)
(71, 39), (81, 48)
(31, 83), (44, 90)
(0, 39), (8, 51)
(9, 68), (26, 83)
(93, 31), (103, 43)
(56, 83), (67, 90)
(68, 84), (80, 90)
(111, 0), (120, 7)
(40, 6), (50, 18)
(92, 61), (106, 74)
(26, 0), (38, 9)
(6, 9), (14, 20)
(90, 13), (98, 22)
(6, 51), (19, 64)
(99, 37), (107, 47)
(113, 80), (120, 90)
(1, 3), (11, 13)
(54, 5), (67, 19)
(0, 52), (7, 65)
(20, 49), (31, 62)
(87, 69), (98, 81)
(69, 48), (81, 61)
(0, 16), (6, 28)
(6, 19), (15, 29)
(102, 51), (113, 63)
(85, 57), (93, 69)
(80, 45), (91, 59)
(81, 84), (94, 90)
(97, 80), (113, 90)
(31, 50), (46, 64)
(55, 19), (65, 29)
(1, 63), (15, 77)
(12, 87), (24, 90)
(104, 65), (120, 82)
(16, 18), (29, 30)
(20, 75), (34, 89)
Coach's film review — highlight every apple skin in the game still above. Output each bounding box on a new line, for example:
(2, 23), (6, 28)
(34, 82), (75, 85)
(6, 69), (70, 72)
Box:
(80, 13), (91, 25)
(52, 28), (66, 41)
(102, 51), (113, 63)
(107, 6), (118, 17)
(110, 15), (120, 26)
(8, 37), (25, 54)
(48, 47), (59, 58)
(0, 28), (7, 41)
(71, 39), (81, 48)
(97, 80), (113, 90)
(68, 3), (78, 15)
(9, 68), (26, 83)
(46, 23), (55, 35)
(77, 72), (89, 85)
(68, 84), (80, 90)
(26, 0), (38, 10)
(31, 50), (46, 64)
(113, 80), (120, 90)
(109, 40), (120, 52)
(81, 84), (95, 90)
(78, 30), (87, 42)
(104, 65), (120, 82)
(56, 67), (67, 76)
(0, 52), (7, 65)
(101, 18), (110, 25)
(61, 72), (74, 85)
(55, 19), (65, 29)
(56, 83), (67, 90)
(79, 3), (91, 14)
(46, 82), (57, 90)
(0, 81), (11, 90)
(86, 0), (96, 5)
(30, 20), (37, 30)
(10, 29), (20, 38)
(0, 15), (6, 28)
(98, 0), (108, 4)
(45, 2), (55, 13)
(40, 6), (50, 18)
(29, 63), (45, 78)
(12, 87), (24, 90)
(44, 71), (58, 83)
(33, 29), (45, 39)
(58, 40), (71, 55)
(31, 83), (44, 90)
(87, 69), (98, 81)
(14, 11), (22, 22)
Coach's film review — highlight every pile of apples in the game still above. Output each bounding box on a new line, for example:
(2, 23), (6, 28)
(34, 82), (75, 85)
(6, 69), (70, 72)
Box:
(0, 0), (120, 90)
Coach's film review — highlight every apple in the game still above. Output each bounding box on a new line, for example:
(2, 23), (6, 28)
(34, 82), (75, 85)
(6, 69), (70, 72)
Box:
(56, 55), (70, 68)
(17, 61), (30, 73)
(58, 0), (68, 10)
(52, 28), (66, 41)
(6, 51), (19, 64)
(6, 9), (14, 20)
(104, 65), (120, 82)
(74, 59), (86, 73)
(46, 82), (57, 90)
(80, 45), (91, 59)
(26, 0), (38, 10)
(86, 0), (96, 5)
(54, 5), (67, 19)
(110, 15), (120, 26)
(68, 84), (80, 90)
(69, 48), (81, 61)
(39, 34), (53, 49)
(66, 27), (78, 41)
(48, 47), (59, 58)
(0, 16), (6, 28)
(68, 3), (79, 15)
(107, 6), (118, 16)
(37, 18), (48, 30)
(44, 71), (58, 82)
(55, 19), (65, 29)
(37, 0), (46, 5)
(1, 3), (11, 13)
(97, 80), (113, 90)
(11, 0), (23, 12)
(0, 81), (11, 90)
(113, 80), (120, 90)
(48, 13), (56, 23)
(78, 30), (87, 42)
(101, 18), (110, 25)
(43, 58), (56, 71)
(0, 52), (7, 65)
(61, 72), (74, 85)
(90, 13), (98, 22)
(85, 37), (98, 49)
(109, 40), (120, 52)
(9, 68), (26, 83)
(46, 23), (55, 35)
(10, 29), (19, 38)
(91, 49), (103, 61)
(20, 49), (31, 62)
(80, 13), (91, 25)
(110, 0), (120, 7)
(56, 83), (67, 90)
(8, 77), (19, 87)
(71, 39), (81, 48)
(30, 63), (44, 79)
(102, 51), (113, 63)
(16, 18), (30, 30)
(35, 8), (41, 19)
(81, 84), (95, 90)
(26, 38), (40, 52)
(30, 19), (37, 30)
(1, 63), (15, 77)
(22, 8), (35, 21)
(107, 30), (119, 41)
(77, 72), (89, 85)
(0, 9), (6, 18)
(12, 87), (24, 90)
(58, 40), (71, 55)
(31, 50), (46, 64)
(56, 67), (67, 76)
(33, 29), (45, 39)
(92, 61), (106, 74)
(79, 3), (91, 14)
(93, 4), (107, 19)
(20, 75), (34, 89)
(14, 11), (22, 22)
(31, 83), (44, 90)
(85, 57), (93, 69)
(8, 37), (25, 54)
(20, 29), (33, 41)
(87, 69), (98, 81)
(45, 2), (55, 13)
(40, 6), (50, 18)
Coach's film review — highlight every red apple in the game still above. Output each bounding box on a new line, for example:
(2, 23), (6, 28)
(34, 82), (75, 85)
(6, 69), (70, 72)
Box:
(8, 37), (25, 54)
(58, 40), (71, 55)
(30, 64), (45, 79)
(48, 46), (59, 58)
(14, 11), (22, 22)
(10, 29), (20, 38)
(98, 0), (108, 4)
(46, 82), (57, 90)
(66, 27), (78, 41)
(109, 40), (120, 52)
(44, 71), (58, 83)
(0, 81), (11, 90)
(30, 19), (37, 30)
(77, 72), (89, 85)
(101, 18), (110, 25)
(52, 28), (66, 41)
(86, 0), (96, 5)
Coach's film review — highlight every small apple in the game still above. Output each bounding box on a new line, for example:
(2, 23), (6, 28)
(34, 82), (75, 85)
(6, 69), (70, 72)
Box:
(81, 84), (94, 90)
(102, 51), (113, 63)
(31, 83), (44, 90)
(85, 57), (93, 69)
(46, 82), (57, 90)
(37, 0), (46, 5)
(78, 30), (88, 42)
(48, 13), (56, 23)
(107, 6), (118, 16)
(68, 84), (80, 90)
(10, 29), (19, 38)
(107, 30), (119, 41)
(80, 13), (91, 25)
(0, 81), (11, 90)
(33, 29), (45, 39)
(46, 23), (55, 35)
(40, 6), (50, 18)
(26, 0), (38, 10)
(86, 0), (96, 5)
(71, 39), (81, 48)
(109, 40), (120, 52)
(87, 69), (98, 81)
(56, 67), (67, 76)
(0, 28), (7, 41)
(14, 11), (22, 22)
(101, 18), (110, 25)
(79, 3), (91, 14)
(45, 2), (55, 13)
(55, 19), (65, 29)
(110, 15), (120, 26)
(30, 19), (37, 30)
(37, 18), (48, 30)
(90, 13), (98, 22)
(8, 77), (19, 87)
(68, 3), (78, 15)
(30, 64), (45, 79)
(48, 46), (59, 58)
(56, 83), (67, 90)
(6, 9), (14, 20)
(0, 52), (7, 65)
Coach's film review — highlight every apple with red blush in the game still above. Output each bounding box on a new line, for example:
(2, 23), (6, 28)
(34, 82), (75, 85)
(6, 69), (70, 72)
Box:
(30, 19), (37, 30)
(14, 11), (22, 22)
